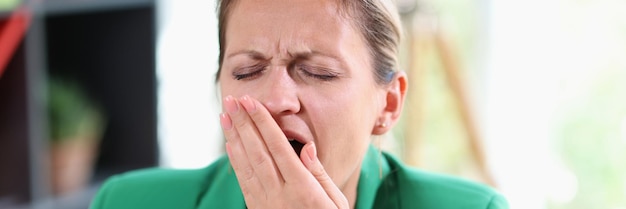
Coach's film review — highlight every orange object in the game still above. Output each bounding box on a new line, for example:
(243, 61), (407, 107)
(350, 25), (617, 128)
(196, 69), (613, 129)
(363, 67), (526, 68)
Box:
(0, 6), (30, 79)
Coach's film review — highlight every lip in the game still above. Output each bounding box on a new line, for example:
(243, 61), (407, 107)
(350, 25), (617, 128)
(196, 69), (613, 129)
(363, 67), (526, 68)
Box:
(282, 129), (310, 145)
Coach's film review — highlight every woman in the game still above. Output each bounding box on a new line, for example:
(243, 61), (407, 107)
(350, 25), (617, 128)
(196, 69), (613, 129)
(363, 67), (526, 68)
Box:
(90, 0), (508, 208)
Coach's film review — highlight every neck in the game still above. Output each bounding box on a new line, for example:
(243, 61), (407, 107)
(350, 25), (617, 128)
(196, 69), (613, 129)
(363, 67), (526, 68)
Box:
(341, 164), (362, 209)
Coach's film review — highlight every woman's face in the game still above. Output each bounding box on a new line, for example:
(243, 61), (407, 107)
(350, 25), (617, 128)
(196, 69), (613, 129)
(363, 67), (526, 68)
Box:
(219, 0), (387, 190)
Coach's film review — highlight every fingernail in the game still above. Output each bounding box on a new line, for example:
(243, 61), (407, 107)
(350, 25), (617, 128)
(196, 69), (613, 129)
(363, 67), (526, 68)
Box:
(220, 113), (233, 130)
(240, 95), (257, 113)
(306, 142), (317, 162)
(224, 96), (239, 114)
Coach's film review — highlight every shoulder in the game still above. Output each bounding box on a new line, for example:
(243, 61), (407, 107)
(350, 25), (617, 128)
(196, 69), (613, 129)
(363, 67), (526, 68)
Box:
(383, 153), (509, 209)
(90, 156), (231, 209)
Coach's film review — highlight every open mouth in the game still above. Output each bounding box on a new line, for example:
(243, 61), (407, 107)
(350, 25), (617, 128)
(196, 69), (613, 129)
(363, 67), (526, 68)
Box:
(289, 139), (304, 157)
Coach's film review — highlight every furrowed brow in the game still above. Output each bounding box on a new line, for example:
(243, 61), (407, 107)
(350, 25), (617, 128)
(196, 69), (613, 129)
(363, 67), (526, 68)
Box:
(289, 50), (340, 62)
(227, 50), (268, 60)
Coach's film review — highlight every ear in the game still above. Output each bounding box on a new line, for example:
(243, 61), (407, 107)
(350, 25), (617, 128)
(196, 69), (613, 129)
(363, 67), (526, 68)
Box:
(372, 71), (408, 135)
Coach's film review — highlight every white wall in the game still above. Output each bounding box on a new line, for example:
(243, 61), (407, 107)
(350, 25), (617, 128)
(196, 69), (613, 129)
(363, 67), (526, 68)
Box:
(483, 0), (623, 208)
(156, 0), (222, 169)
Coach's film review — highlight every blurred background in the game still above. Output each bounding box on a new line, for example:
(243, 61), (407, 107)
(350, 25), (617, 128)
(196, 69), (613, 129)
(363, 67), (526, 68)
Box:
(1, 0), (624, 208)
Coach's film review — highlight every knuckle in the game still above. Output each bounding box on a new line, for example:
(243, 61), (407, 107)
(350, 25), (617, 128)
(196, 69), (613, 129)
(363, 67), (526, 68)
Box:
(223, 126), (239, 139)
(311, 166), (336, 185)
(316, 173), (332, 184)
(265, 138), (284, 150)
(311, 165), (327, 179)
(252, 111), (271, 124)
(250, 153), (268, 166)
(241, 166), (256, 182)
(233, 116), (250, 130)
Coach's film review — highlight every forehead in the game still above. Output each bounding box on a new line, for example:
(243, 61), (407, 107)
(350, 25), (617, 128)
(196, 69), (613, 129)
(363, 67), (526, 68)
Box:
(228, 0), (349, 25)
(224, 0), (365, 58)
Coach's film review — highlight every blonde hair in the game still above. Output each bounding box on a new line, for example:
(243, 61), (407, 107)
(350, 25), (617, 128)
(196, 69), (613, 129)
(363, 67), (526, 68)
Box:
(216, 0), (402, 85)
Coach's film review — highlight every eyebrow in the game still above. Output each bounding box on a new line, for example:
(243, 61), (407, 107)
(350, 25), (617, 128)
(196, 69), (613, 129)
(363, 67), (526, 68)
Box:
(226, 49), (341, 62)
(226, 50), (268, 60)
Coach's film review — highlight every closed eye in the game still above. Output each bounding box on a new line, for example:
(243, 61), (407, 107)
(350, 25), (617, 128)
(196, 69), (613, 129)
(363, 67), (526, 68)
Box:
(232, 65), (265, 80)
(297, 65), (338, 81)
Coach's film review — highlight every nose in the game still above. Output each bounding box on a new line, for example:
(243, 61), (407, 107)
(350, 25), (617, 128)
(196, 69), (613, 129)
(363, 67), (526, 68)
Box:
(258, 68), (301, 116)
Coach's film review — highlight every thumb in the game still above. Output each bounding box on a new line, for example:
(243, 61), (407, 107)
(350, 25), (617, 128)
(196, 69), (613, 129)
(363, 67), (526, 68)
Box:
(301, 142), (349, 208)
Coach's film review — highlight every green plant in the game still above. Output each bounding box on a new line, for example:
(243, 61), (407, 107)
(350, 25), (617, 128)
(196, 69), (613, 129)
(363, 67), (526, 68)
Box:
(47, 77), (104, 144)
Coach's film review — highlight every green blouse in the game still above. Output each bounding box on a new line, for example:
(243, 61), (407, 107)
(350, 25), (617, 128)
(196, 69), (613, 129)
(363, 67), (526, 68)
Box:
(90, 145), (508, 209)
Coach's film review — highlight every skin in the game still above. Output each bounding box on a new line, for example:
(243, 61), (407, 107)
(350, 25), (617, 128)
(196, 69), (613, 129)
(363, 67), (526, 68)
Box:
(218, 0), (408, 208)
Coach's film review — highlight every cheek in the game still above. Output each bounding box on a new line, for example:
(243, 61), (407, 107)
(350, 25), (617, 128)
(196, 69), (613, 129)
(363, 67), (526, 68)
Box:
(304, 85), (379, 154)
(304, 90), (377, 184)
(219, 79), (252, 99)
(218, 75), (233, 97)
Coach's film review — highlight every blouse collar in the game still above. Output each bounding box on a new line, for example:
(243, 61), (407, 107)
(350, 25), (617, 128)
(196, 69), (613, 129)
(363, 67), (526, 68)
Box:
(355, 145), (392, 209)
(197, 144), (391, 209)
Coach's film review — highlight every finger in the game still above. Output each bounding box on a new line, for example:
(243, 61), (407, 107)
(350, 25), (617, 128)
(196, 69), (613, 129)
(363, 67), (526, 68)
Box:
(239, 95), (309, 181)
(301, 142), (349, 208)
(224, 96), (282, 190)
(221, 114), (261, 206)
